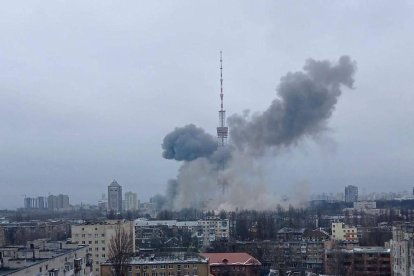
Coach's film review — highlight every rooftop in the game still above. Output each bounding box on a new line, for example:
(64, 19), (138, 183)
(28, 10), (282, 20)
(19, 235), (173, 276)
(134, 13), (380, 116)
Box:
(200, 253), (261, 266)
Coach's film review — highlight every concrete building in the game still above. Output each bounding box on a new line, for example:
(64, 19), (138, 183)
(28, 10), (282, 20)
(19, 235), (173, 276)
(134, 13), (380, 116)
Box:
(325, 246), (391, 275)
(124, 192), (138, 211)
(0, 239), (92, 275)
(100, 253), (209, 276)
(345, 185), (358, 203)
(389, 222), (414, 276)
(332, 222), (358, 241)
(201, 252), (261, 276)
(107, 180), (122, 214)
(134, 217), (230, 250)
(71, 220), (135, 276)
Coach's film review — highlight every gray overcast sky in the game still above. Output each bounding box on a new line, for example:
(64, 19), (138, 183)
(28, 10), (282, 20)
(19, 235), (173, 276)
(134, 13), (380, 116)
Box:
(1, 1), (414, 209)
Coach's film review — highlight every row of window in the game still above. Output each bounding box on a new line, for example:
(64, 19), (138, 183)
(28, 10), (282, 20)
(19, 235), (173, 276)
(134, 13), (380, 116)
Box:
(134, 272), (198, 276)
(74, 233), (105, 237)
(131, 264), (198, 270)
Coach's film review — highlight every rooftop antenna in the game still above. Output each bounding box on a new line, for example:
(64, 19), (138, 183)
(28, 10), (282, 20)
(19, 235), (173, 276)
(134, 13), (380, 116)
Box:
(216, 51), (229, 193)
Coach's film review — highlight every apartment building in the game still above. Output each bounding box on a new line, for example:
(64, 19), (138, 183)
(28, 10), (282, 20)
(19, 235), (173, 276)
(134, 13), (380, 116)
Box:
(389, 222), (414, 276)
(71, 220), (135, 275)
(0, 239), (91, 275)
(134, 217), (229, 250)
(100, 253), (209, 276)
(332, 222), (358, 241)
(325, 246), (391, 275)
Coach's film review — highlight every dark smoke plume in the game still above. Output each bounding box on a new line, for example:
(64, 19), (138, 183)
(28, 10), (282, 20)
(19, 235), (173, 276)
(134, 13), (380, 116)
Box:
(228, 56), (356, 154)
(162, 124), (217, 161)
(161, 56), (356, 210)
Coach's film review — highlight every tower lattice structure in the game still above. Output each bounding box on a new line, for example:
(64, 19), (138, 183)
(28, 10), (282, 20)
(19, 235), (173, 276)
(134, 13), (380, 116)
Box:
(217, 51), (228, 146)
(216, 51), (229, 193)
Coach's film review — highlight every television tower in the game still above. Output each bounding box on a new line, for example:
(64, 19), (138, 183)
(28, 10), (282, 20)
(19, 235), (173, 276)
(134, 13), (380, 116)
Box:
(217, 51), (228, 146)
(217, 51), (229, 193)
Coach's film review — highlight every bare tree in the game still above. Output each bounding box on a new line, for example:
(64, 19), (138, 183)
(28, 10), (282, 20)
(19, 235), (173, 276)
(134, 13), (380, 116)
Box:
(108, 223), (134, 276)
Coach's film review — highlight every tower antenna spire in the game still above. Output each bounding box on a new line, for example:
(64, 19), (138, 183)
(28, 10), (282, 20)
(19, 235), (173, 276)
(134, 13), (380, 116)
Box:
(217, 51), (228, 147)
(216, 51), (229, 193)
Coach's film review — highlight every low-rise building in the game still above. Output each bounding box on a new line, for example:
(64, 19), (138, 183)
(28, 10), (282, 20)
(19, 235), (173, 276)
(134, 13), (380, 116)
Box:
(134, 217), (229, 250)
(200, 252), (261, 276)
(100, 253), (209, 276)
(0, 239), (92, 275)
(71, 220), (135, 276)
(332, 222), (358, 241)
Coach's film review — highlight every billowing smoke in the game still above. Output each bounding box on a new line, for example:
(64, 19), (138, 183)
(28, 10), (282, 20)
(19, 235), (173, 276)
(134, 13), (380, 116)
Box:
(162, 124), (217, 161)
(159, 56), (356, 210)
(229, 56), (355, 154)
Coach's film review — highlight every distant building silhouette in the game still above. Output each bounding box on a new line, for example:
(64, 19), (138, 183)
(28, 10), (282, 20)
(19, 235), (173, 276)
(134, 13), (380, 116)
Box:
(124, 191), (138, 211)
(108, 180), (122, 213)
(345, 185), (358, 203)
(48, 194), (70, 211)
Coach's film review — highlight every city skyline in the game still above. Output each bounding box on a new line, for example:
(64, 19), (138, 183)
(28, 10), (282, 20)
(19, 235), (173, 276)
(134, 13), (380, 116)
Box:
(1, 1), (414, 209)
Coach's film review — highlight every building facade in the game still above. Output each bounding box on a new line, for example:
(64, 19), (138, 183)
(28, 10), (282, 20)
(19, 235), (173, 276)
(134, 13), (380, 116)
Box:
(107, 180), (122, 213)
(325, 246), (391, 276)
(332, 222), (358, 241)
(389, 222), (414, 276)
(71, 220), (135, 276)
(100, 253), (209, 276)
(0, 239), (92, 275)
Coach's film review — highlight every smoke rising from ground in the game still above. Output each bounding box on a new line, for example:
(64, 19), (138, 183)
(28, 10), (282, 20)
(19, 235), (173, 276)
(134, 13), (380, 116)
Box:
(159, 56), (356, 210)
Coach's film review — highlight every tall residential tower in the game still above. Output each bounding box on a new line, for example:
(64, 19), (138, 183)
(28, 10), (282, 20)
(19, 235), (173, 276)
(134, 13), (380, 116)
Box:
(108, 180), (122, 213)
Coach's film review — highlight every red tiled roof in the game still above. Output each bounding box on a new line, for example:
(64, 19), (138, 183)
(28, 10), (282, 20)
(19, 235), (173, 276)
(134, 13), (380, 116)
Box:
(200, 253), (262, 266)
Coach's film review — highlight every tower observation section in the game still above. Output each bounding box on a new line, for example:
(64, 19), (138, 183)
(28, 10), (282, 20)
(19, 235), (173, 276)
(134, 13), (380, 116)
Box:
(217, 51), (228, 146)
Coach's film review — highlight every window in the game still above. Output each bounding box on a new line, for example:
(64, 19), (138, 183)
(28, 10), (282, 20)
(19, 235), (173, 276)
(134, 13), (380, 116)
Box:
(184, 265), (189, 269)
(88, 241), (92, 244)
(101, 234), (105, 237)
(82, 241), (86, 244)
(152, 265), (157, 270)
(95, 241), (98, 244)
(82, 234), (85, 237)
(168, 264), (174, 269)
(102, 247), (105, 251)
(102, 254), (106, 257)
(177, 265), (181, 271)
